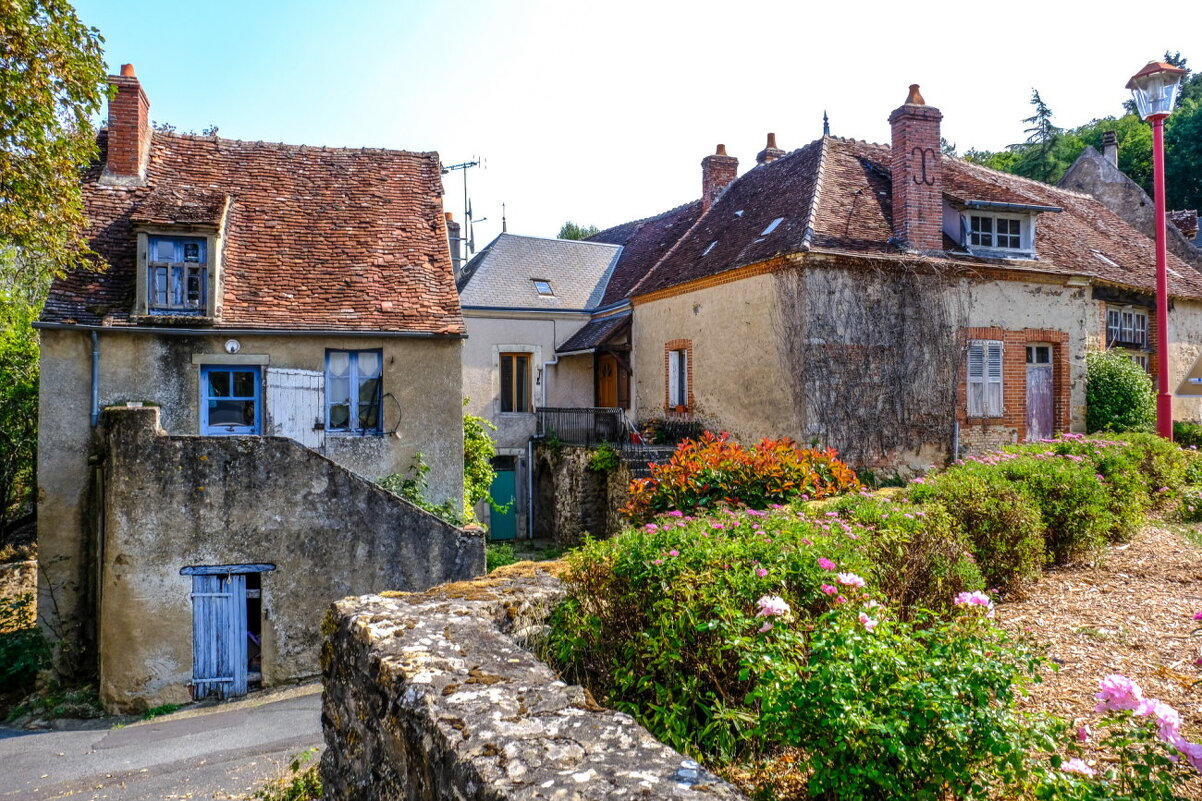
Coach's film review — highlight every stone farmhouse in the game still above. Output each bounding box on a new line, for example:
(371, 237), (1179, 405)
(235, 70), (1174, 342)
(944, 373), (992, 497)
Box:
(584, 85), (1202, 469)
(35, 65), (482, 712)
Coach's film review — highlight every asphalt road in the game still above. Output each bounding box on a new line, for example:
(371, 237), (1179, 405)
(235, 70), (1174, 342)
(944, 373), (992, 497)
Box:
(0, 684), (323, 800)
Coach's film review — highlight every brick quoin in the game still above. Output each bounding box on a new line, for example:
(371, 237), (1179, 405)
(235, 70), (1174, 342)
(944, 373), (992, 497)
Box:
(106, 64), (150, 180)
(889, 84), (944, 252)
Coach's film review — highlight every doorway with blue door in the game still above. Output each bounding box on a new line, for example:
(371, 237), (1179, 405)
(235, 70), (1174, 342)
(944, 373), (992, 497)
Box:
(182, 564), (273, 700)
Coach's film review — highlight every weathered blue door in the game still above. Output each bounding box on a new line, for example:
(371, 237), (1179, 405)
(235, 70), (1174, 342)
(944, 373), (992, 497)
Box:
(190, 574), (248, 700)
(488, 469), (517, 541)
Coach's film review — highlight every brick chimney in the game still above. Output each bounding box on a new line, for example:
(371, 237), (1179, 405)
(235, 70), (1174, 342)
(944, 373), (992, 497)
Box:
(756, 133), (786, 166)
(1101, 130), (1118, 168)
(103, 63), (151, 185)
(701, 144), (738, 213)
(445, 212), (462, 275)
(888, 84), (944, 251)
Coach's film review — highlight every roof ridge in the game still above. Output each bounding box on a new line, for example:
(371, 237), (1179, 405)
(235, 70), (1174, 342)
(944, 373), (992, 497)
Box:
(154, 130), (438, 158)
(800, 138), (831, 249)
(500, 232), (623, 249)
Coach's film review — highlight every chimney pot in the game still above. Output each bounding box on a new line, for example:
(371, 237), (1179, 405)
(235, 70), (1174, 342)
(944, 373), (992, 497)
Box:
(445, 212), (454, 221)
(888, 86), (943, 251)
(701, 145), (738, 213)
(1101, 130), (1118, 169)
(120, 63), (136, 77)
(756, 132), (786, 166)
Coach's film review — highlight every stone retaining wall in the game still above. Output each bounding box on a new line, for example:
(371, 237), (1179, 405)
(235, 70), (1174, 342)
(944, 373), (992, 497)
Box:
(320, 563), (746, 800)
(531, 445), (633, 546)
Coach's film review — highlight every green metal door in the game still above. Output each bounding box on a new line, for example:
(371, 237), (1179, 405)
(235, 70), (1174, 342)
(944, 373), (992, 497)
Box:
(488, 469), (517, 541)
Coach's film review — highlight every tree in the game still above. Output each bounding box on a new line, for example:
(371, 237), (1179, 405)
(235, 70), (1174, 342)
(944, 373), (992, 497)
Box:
(557, 221), (600, 240)
(1011, 89), (1065, 183)
(0, 0), (109, 296)
(0, 255), (43, 535)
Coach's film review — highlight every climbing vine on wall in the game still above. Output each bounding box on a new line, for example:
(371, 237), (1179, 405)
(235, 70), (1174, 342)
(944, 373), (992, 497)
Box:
(772, 259), (969, 466)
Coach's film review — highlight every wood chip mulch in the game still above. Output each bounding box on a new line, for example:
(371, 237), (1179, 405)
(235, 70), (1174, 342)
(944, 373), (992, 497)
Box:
(997, 523), (1202, 796)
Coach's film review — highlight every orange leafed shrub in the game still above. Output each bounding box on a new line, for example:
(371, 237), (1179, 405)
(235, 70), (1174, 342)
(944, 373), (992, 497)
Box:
(620, 431), (860, 523)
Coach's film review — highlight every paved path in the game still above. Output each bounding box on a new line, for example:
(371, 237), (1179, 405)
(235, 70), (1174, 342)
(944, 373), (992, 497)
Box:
(0, 684), (323, 800)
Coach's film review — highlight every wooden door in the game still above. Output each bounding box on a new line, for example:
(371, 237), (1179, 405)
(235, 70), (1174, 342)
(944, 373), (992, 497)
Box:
(598, 354), (618, 408)
(1025, 345), (1054, 442)
(190, 574), (248, 700)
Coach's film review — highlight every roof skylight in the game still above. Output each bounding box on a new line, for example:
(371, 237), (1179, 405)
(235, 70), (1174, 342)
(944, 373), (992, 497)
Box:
(761, 217), (785, 235)
(533, 279), (554, 296)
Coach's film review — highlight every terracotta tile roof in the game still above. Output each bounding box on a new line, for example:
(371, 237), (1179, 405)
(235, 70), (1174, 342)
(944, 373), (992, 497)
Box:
(556, 311), (630, 353)
(629, 137), (1202, 301)
(42, 131), (465, 334)
(588, 201), (702, 304)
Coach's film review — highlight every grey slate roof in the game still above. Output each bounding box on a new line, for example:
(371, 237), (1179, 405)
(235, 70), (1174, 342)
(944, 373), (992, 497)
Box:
(457, 234), (623, 310)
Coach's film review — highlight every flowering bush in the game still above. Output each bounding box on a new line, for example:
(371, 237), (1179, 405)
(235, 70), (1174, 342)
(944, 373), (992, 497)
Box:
(620, 431), (860, 523)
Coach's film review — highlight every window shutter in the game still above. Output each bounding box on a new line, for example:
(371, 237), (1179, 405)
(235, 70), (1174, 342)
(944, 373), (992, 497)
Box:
(967, 343), (984, 417)
(668, 350), (680, 406)
(986, 342), (1004, 416)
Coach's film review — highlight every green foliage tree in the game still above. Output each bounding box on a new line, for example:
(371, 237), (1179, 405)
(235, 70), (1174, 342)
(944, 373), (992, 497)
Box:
(557, 221), (600, 240)
(1164, 99), (1202, 211)
(461, 408), (498, 521)
(0, 0), (109, 296)
(0, 260), (43, 534)
(1085, 350), (1156, 433)
(1011, 89), (1068, 183)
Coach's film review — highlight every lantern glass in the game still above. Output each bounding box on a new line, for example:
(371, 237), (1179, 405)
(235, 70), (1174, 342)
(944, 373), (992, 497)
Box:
(1130, 70), (1183, 119)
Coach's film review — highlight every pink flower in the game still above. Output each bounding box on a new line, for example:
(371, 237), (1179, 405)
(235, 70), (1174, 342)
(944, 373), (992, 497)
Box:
(652, 559), (663, 565)
(645, 523), (659, 531)
(1193, 611), (1202, 621)
(836, 572), (866, 588)
(1136, 698), (1183, 742)
(954, 590), (995, 615)
(1094, 674), (1144, 713)
(1172, 737), (1202, 771)
(667, 510), (684, 517)
(1076, 724), (1091, 743)
(800, 538), (812, 546)
(818, 557), (837, 571)
(755, 568), (769, 577)
(668, 549), (679, 557)
(820, 584), (837, 595)
(756, 595), (790, 618)
(858, 612), (879, 631)
(835, 595), (847, 605)
(1061, 758), (1095, 777)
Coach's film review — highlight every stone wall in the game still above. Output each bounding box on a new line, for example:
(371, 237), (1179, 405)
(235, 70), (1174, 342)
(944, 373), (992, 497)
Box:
(95, 406), (484, 712)
(531, 445), (632, 546)
(320, 563), (745, 800)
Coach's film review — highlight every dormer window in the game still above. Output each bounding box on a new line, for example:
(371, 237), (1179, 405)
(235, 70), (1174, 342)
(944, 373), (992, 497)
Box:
(965, 213), (1031, 257)
(148, 235), (207, 313)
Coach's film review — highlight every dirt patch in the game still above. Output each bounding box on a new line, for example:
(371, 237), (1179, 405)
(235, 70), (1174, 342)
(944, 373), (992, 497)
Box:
(997, 524), (1202, 795)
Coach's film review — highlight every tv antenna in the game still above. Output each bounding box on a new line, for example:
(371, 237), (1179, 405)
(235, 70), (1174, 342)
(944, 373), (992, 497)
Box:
(441, 157), (485, 255)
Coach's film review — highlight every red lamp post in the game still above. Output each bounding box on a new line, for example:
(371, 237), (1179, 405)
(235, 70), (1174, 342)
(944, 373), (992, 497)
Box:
(1127, 61), (1187, 439)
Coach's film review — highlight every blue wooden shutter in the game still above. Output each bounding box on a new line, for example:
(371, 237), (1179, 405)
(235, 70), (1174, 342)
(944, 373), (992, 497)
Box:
(190, 574), (248, 699)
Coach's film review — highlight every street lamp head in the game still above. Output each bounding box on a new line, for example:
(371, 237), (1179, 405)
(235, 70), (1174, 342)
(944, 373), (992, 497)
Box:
(1127, 61), (1187, 120)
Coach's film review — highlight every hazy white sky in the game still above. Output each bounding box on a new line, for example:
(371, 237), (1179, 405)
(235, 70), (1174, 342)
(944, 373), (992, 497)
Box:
(76, 0), (1202, 249)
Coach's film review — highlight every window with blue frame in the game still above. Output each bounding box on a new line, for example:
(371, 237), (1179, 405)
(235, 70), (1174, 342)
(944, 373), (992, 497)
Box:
(201, 365), (261, 435)
(148, 236), (207, 312)
(326, 350), (383, 434)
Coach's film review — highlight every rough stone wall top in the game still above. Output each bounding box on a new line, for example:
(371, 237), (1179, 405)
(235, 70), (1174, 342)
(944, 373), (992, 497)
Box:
(321, 563), (746, 800)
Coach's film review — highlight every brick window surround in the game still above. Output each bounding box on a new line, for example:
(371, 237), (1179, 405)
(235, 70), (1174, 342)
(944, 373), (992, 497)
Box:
(957, 327), (1069, 441)
(664, 339), (694, 412)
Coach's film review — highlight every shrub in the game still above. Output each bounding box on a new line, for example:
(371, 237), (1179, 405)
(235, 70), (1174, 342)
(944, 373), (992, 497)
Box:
(1174, 421), (1202, 450)
(1180, 487), (1202, 522)
(621, 432), (860, 523)
(1086, 350), (1155, 433)
(587, 444), (621, 473)
(830, 493), (984, 612)
(485, 542), (517, 572)
(0, 593), (49, 693)
(1109, 432), (1187, 508)
(905, 464), (1045, 594)
(753, 606), (1051, 800)
(995, 455), (1113, 565)
(1184, 448), (1202, 485)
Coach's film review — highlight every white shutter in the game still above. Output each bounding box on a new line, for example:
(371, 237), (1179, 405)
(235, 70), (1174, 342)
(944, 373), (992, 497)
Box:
(967, 343), (984, 417)
(266, 368), (326, 448)
(678, 350), (688, 406)
(668, 350), (681, 406)
(985, 342), (1004, 416)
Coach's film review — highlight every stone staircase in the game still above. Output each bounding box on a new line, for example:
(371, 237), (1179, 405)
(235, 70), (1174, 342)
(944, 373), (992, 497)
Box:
(619, 444), (677, 479)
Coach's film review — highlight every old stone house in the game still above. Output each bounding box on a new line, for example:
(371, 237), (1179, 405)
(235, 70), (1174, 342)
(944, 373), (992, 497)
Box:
(35, 66), (481, 711)
(591, 86), (1202, 469)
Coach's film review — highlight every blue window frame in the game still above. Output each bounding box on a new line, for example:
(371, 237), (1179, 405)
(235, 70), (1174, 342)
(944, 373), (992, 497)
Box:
(201, 365), (261, 435)
(148, 236), (207, 313)
(326, 350), (383, 435)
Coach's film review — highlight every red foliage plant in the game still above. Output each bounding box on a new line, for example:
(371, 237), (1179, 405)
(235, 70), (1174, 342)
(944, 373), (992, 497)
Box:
(621, 432), (861, 523)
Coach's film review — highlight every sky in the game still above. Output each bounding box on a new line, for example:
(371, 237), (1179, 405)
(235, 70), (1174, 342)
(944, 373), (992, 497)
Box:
(75, 0), (1202, 252)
